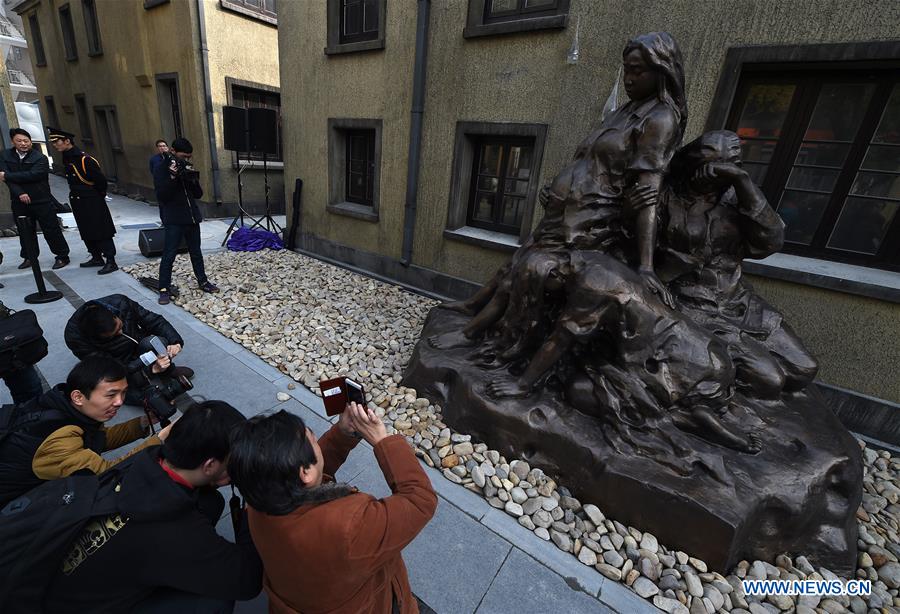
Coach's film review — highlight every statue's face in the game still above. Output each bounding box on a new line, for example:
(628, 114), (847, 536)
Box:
(623, 49), (658, 102)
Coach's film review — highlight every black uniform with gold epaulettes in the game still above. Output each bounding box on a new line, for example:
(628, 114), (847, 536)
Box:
(47, 126), (117, 272)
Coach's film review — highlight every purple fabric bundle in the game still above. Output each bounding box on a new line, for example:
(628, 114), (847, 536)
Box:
(226, 226), (284, 252)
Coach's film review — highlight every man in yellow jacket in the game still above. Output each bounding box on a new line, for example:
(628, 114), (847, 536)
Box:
(0, 355), (170, 507)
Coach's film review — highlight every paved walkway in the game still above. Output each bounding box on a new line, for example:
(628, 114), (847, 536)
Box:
(0, 183), (656, 613)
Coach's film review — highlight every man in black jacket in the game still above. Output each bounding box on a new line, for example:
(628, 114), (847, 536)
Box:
(48, 126), (117, 274)
(44, 401), (263, 613)
(152, 137), (219, 305)
(64, 294), (193, 405)
(0, 128), (70, 270)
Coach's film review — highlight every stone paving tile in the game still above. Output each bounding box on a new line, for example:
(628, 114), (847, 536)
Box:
(480, 507), (605, 598)
(233, 348), (285, 382)
(475, 548), (615, 614)
(402, 494), (513, 614)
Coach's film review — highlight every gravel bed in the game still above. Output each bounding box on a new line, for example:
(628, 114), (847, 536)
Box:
(125, 250), (900, 613)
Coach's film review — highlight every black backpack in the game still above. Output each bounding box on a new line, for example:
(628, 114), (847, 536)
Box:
(0, 469), (122, 613)
(0, 305), (48, 375)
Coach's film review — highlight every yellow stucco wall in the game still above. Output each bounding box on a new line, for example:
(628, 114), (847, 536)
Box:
(278, 1), (900, 402)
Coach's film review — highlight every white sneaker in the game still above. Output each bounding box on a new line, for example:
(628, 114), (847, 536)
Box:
(105, 195), (112, 201)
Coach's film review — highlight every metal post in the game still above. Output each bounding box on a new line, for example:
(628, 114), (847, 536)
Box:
(15, 216), (62, 304)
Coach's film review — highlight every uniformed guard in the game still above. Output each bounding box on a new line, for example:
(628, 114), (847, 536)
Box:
(46, 127), (117, 275)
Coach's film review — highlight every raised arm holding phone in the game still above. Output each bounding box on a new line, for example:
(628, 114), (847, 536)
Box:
(229, 397), (438, 613)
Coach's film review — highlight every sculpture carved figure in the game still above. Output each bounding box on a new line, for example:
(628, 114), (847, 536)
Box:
(407, 32), (862, 574)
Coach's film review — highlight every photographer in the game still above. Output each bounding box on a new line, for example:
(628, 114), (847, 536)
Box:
(47, 127), (117, 274)
(43, 401), (263, 613)
(0, 356), (166, 507)
(64, 294), (193, 406)
(229, 402), (437, 614)
(153, 137), (219, 305)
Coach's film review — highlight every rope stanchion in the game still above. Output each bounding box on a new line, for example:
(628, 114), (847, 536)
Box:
(15, 216), (62, 304)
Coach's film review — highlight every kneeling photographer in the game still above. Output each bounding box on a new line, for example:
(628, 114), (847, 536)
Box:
(65, 294), (194, 414)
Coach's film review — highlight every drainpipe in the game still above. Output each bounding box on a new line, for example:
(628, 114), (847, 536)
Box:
(400, 0), (431, 266)
(196, 0), (222, 205)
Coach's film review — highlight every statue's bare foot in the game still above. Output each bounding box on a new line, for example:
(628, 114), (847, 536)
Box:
(486, 379), (531, 399)
(442, 299), (478, 315)
(427, 330), (477, 350)
(742, 431), (762, 455)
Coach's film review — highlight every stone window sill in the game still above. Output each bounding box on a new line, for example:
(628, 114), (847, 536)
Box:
(463, 15), (567, 39)
(325, 38), (385, 56)
(444, 226), (519, 253)
(743, 253), (900, 304)
(232, 159), (284, 170)
(327, 201), (379, 223)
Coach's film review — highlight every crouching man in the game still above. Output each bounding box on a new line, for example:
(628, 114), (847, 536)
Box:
(44, 401), (263, 613)
(64, 294), (194, 405)
(0, 355), (166, 507)
(229, 402), (437, 614)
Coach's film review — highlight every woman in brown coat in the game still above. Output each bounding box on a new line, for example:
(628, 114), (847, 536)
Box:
(229, 403), (437, 613)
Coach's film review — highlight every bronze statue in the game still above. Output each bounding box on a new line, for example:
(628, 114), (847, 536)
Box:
(406, 33), (862, 574)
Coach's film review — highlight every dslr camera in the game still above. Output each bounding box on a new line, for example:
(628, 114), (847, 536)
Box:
(133, 335), (193, 423)
(165, 152), (200, 184)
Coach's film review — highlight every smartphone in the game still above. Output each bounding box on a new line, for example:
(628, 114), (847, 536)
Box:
(345, 378), (366, 405)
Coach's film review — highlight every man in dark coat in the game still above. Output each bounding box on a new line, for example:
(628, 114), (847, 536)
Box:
(47, 127), (117, 274)
(64, 293), (193, 405)
(152, 137), (219, 305)
(0, 128), (70, 270)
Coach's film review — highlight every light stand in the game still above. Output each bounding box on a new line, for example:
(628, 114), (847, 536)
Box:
(246, 151), (282, 235)
(221, 152), (261, 246)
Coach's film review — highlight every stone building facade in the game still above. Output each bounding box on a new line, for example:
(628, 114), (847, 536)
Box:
(12, 0), (283, 217)
(278, 1), (900, 425)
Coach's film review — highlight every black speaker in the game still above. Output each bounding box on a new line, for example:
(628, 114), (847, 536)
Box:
(138, 228), (188, 258)
(223, 105), (249, 152)
(248, 107), (278, 155)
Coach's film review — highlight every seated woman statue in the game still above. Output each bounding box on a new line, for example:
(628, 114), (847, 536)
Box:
(634, 130), (818, 397)
(485, 251), (762, 454)
(432, 31), (687, 362)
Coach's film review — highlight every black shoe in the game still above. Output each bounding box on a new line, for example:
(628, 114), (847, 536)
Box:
(98, 260), (118, 275)
(51, 257), (70, 270)
(80, 257), (105, 268)
(172, 366), (194, 380)
(17, 259), (31, 269)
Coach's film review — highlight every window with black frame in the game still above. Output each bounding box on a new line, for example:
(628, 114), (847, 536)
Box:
(340, 0), (379, 44)
(220, 0), (277, 22)
(483, 0), (559, 23)
(28, 15), (46, 66)
(58, 4), (78, 61)
(345, 129), (375, 207)
(726, 70), (900, 270)
(467, 137), (534, 235)
(231, 85), (282, 161)
(82, 0), (103, 56)
(74, 94), (92, 142)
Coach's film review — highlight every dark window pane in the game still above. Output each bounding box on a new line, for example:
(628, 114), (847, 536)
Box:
(343, 3), (361, 36)
(504, 179), (529, 195)
(804, 83), (875, 142)
(735, 84), (796, 139)
(793, 142), (850, 168)
(473, 194), (494, 222)
(873, 84), (900, 145)
(506, 145), (533, 178)
(524, 0), (556, 6)
(489, 0), (519, 14)
(501, 196), (524, 226)
(744, 162), (768, 186)
(850, 172), (900, 200)
(827, 197), (898, 255)
(786, 167), (840, 193)
(740, 139), (777, 163)
(479, 144), (502, 175)
(363, 0), (378, 31)
(777, 190), (832, 245)
(478, 176), (499, 192)
(861, 145), (900, 173)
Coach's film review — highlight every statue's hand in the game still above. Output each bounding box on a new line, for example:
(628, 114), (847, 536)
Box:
(694, 162), (745, 185)
(625, 183), (657, 216)
(486, 379), (532, 399)
(639, 268), (675, 309)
